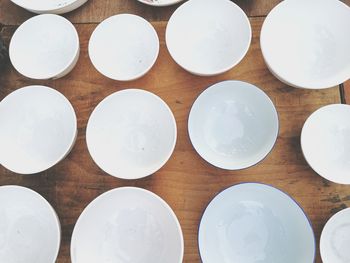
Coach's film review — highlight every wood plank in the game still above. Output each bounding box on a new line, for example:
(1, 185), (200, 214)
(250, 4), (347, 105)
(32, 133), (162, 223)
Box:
(343, 80), (350, 104)
(0, 18), (346, 263)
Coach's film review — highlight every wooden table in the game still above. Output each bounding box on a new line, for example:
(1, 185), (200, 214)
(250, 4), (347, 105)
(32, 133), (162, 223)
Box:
(0, 1), (349, 262)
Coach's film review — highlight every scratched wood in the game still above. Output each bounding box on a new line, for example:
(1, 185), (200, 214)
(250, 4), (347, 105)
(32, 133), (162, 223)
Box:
(0, 18), (348, 263)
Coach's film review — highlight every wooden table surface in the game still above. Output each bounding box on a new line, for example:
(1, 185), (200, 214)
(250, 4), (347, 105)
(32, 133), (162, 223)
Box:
(0, 1), (349, 262)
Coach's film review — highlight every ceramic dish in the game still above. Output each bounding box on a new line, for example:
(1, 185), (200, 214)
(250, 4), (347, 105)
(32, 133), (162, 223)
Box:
(199, 183), (315, 262)
(137, 0), (184, 7)
(261, 0), (350, 89)
(188, 80), (279, 170)
(9, 14), (79, 80)
(86, 89), (177, 179)
(0, 185), (61, 263)
(89, 14), (159, 81)
(166, 0), (251, 76)
(0, 86), (77, 174)
(320, 208), (350, 263)
(10, 0), (88, 14)
(301, 104), (350, 184)
(71, 187), (184, 263)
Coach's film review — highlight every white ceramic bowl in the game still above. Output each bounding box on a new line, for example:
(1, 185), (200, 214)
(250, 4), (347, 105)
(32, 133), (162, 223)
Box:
(86, 89), (177, 179)
(301, 104), (350, 184)
(199, 183), (316, 263)
(0, 185), (61, 263)
(261, 0), (350, 89)
(0, 86), (77, 174)
(89, 14), (159, 81)
(71, 187), (184, 263)
(166, 0), (251, 76)
(10, 0), (88, 14)
(137, 0), (184, 7)
(188, 80), (279, 170)
(320, 208), (350, 263)
(9, 14), (79, 80)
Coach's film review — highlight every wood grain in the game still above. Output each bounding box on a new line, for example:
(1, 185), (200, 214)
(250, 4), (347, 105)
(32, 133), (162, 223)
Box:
(343, 80), (350, 104)
(0, 18), (348, 263)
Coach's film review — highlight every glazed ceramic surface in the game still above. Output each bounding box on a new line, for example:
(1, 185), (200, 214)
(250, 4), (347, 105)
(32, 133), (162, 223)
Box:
(0, 185), (61, 263)
(199, 183), (315, 263)
(188, 80), (278, 170)
(166, 0), (251, 76)
(0, 86), (77, 174)
(10, 0), (88, 14)
(261, 0), (350, 89)
(137, 0), (184, 7)
(71, 187), (184, 263)
(86, 89), (177, 179)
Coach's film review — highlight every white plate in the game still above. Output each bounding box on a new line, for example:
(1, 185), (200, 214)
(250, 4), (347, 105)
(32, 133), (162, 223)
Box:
(320, 208), (350, 263)
(137, 0), (184, 7)
(261, 0), (350, 89)
(0, 86), (77, 174)
(0, 185), (61, 263)
(10, 0), (88, 14)
(301, 104), (350, 184)
(89, 14), (159, 81)
(9, 14), (79, 80)
(166, 0), (251, 76)
(199, 183), (315, 263)
(71, 187), (184, 263)
(188, 80), (279, 170)
(86, 89), (177, 179)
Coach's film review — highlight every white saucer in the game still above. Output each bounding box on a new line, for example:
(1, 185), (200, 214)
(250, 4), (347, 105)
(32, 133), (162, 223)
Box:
(199, 183), (316, 263)
(10, 0), (88, 14)
(137, 0), (184, 7)
(188, 80), (279, 170)
(166, 0), (251, 76)
(0, 185), (61, 263)
(261, 0), (350, 89)
(320, 208), (350, 263)
(0, 86), (77, 174)
(301, 104), (350, 184)
(71, 187), (184, 263)
(86, 89), (177, 179)
(89, 14), (159, 81)
(9, 14), (79, 80)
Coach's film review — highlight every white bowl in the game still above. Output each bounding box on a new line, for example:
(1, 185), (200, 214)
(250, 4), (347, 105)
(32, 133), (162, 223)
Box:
(301, 104), (350, 184)
(137, 0), (184, 7)
(9, 14), (79, 80)
(199, 183), (316, 263)
(71, 187), (184, 263)
(86, 89), (177, 179)
(10, 0), (88, 14)
(261, 0), (350, 89)
(166, 0), (251, 76)
(320, 208), (350, 263)
(0, 85), (77, 174)
(188, 80), (279, 170)
(0, 185), (61, 263)
(89, 14), (159, 81)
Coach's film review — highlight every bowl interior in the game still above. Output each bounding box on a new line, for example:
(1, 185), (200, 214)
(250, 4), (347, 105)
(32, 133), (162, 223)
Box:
(199, 183), (315, 262)
(11, 0), (76, 11)
(138, 0), (184, 7)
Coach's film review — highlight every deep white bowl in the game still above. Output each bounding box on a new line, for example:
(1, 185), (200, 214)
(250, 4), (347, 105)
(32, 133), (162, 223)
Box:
(0, 86), (77, 174)
(71, 187), (184, 263)
(166, 0), (251, 76)
(10, 0), (88, 14)
(261, 0), (350, 89)
(199, 183), (316, 263)
(301, 104), (350, 184)
(0, 185), (61, 263)
(89, 14), (159, 81)
(86, 89), (177, 179)
(137, 0), (184, 7)
(188, 80), (279, 170)
(9, 14), (79, 80)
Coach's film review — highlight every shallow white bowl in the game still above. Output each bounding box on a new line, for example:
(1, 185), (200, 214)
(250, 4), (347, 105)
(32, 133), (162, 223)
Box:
(301, 104), (350, 184)
(199, 183), (315, 263)
(261, 0), (350, 89)
(137, 0), (184, 7)
(321, 208), (350, 263)
(86, 89), (177, 179)
(166, 0), (251, 76)
(10, 0), (88, 14)
(71, 187), (184, 263)
(9, 14), (79, 80)
(188, 80), (279, 170)
(89, 14), (159, 81)
(0, 185), (61, 263)
(0, 86), (77, 174)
